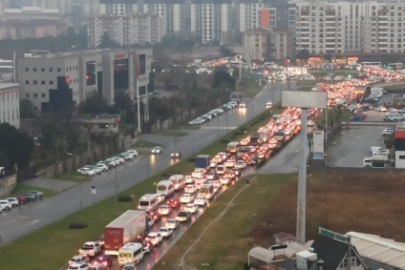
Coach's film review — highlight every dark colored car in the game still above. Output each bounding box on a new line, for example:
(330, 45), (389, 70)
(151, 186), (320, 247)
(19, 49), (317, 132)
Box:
(23, 193), (36, 202)
(94, 255), (113, 268)
(168, 199), (180, 209)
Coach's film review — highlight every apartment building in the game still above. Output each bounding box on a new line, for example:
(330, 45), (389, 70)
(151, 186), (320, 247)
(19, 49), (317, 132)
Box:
(87, 14), (164, 48)
(0, 83), (20, 129)
(190, 0), (233, 44)
(295, 0), (405, 54)
(239, 1), (264, 32)
(99, 0), (136, 16)
(18, 48), (152, 113)
(3, 0), (73, 15)
(0, 6), (60, 21)
(243, 27), (292, 61)
(0, 20), (66, 40)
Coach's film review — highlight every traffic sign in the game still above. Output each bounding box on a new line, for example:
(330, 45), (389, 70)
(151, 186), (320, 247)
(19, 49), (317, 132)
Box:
(319, 227), (350, 244)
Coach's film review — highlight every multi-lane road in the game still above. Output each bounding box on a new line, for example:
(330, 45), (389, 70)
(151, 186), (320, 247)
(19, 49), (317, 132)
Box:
(0, 81), (294, 247)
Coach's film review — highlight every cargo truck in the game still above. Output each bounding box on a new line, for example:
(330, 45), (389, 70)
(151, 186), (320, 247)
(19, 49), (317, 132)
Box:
(104, 210), (148, 256)
(195, 155), (210, 170)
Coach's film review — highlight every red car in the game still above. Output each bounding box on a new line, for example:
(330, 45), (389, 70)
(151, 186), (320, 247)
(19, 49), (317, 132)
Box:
(17, 196), (27, 204)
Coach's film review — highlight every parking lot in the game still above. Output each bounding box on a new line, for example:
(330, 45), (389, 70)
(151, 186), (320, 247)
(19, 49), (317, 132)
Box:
(328, 126), (387, 167)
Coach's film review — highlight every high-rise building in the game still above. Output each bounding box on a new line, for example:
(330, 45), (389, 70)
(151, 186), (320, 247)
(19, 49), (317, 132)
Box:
(295, 0), (405, 54)
(87, 14), (165, 48)
(190, 0), (233, 44)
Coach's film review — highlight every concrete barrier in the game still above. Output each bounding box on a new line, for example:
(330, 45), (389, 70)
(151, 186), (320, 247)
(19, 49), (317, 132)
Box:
(0, 174), (17, 197)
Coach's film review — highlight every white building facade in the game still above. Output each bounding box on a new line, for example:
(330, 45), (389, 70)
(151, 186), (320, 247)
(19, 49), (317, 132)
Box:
(87, 14), (164, 48)
(295, 0), (405, 54)
(0, 83), (20, 129)
(18, 48), (152, 113)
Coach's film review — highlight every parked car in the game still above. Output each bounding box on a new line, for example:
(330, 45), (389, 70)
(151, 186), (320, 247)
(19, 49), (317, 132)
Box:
(23, 193), (36, 202)
(84, 165), (102, 174)
(77, 167), (96, 176)
(94, 163), (109, 172)
(6, 197), (19, 207)
(27, 190), (43, 199)
(0, 200), (12, 211)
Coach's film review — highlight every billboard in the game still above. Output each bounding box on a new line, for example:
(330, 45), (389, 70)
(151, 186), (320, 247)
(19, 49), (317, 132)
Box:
(313, 131), (325, 160)
(282, 91), (327, 109)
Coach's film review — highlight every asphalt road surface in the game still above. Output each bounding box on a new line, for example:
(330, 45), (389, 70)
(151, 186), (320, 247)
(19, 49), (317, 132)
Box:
(0, 81), (293, 246)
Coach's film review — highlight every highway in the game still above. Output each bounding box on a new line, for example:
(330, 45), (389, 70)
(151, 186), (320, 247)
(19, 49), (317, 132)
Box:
(0, 81), (294, 247)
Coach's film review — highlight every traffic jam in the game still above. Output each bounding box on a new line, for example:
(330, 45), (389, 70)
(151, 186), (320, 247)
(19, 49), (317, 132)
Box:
(63, 73), (386, 270)
(63, 105), (319, 270)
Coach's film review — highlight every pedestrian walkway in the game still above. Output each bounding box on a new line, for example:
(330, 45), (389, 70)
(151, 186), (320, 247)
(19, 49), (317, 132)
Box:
(23, 178), (78, 192)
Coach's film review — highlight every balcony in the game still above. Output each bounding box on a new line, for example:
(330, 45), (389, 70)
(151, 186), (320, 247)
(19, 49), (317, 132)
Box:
(378, 9), (388, 16)
(300, 9), (310, 15)
(325, 9), (336, 16)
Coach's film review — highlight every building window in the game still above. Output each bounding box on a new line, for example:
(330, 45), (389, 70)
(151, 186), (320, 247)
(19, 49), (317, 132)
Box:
(49, 68), (53, 72)
(50, 81), (53, 85)
(25, 67), (29, 72)
(41, 81), (45, 85)
(34, 80), (37, 84)
(57, 68), (61, 72)
(42, 93), (45, 98)
(34, 106), (38, 110)
(34, 93), (37, 98)
(33, 68), (37, 72)
(400, 155), (405, 160)
(26, 93), (30, 98)
(25, 80), (29, 85)
(41, 68), (45, 72)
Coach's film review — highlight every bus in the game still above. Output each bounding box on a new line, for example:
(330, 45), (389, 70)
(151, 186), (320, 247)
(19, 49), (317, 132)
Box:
(387, 63), (403, 70)
(360, 62), (382, 69)
(118, 242), (144, 266)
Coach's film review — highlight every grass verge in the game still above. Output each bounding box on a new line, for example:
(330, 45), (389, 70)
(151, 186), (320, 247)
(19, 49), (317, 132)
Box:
(0, 104), (284, 270)
(12, 184), (58, 197)
(155, 130), (188, 137)
(132, 139), (163, 148)
(153, 173), (296, 270)
(56, 171), (92, 183)
(314, 109), (352, 127)
(236, 78), (262, 98)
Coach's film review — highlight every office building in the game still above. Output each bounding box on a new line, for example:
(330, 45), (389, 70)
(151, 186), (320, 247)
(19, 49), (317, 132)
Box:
(87, 14), (165, 48)
(0, 83), (20, 128)
(0, 6), (60, 21)
(295, 0), (405, 54)
(18, 48), (152, 113)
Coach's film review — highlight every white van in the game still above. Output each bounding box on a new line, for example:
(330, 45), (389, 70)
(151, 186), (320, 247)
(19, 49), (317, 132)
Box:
(199, 184), (215, 201)
(138, 193), (160, 212)
(169, 174), (186, 191)
(118, 242), (144, 265)
(363, 156), (387, 168)
(370, 146), (383, 156)
(156, 180), (175, 197)
(216, 165), (226, 175)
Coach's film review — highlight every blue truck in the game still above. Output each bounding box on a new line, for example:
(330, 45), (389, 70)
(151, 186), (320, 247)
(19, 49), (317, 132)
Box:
(195, 155), (210, 170)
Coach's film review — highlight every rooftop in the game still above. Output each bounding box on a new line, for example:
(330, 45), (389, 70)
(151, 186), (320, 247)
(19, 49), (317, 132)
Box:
(0, 83), (19, 90)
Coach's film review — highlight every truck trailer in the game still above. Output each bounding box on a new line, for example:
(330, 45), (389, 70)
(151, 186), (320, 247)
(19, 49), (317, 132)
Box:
(104, 210), (147, 255)
(195, 155), (210, 170)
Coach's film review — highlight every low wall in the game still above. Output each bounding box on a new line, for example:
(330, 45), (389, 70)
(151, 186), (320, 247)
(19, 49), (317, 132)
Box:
(0, 174), (17, 197)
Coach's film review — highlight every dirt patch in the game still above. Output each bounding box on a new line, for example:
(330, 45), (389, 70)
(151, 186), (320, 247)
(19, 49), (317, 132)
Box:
(251, 172), (405, 246)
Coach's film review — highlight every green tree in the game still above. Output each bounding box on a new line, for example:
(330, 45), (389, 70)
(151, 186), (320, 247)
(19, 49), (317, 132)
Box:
(0, 123), (33, 172)
(98, 32), (117, 49)
(297, 49), (310, 64)
(212, 70), (236, 90)
(112, 90), (135, 124)
(79, 92), (109, 116)
(20, 99), (36, 118)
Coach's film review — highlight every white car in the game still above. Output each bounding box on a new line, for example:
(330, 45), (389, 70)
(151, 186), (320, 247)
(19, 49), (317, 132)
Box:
(224, 159), (235, 168)
(382, 128), (394, 136)
(206, 172), (218, 180)
(126, 150), (139, 157)
(77, 167), (96, 176)
(158, 227), (173, 238)
(113, 156), (125, 164)
(68, 262), (89, 270)
(194, 195), (207, 207)
(95, 163), (109, 172)
(69, 255), (88, 265)
(184, 175), (194, 184)
(151, 146), (163, 154)
(176, 211), (191, 223)
(145, 232), (163, 246)
(184, 203), (199, 214)
(266, 101), (273, 109)
(158, 205), (172, 216)
(191, 168), (206, 179)
(6, 197), (19, 207)
(84, 165), (102, 174)
(234, 160), (247, 169)
(307, 120), (315, 126)
(103, 158), (117, 167)
(0, 200), (12, 211)
(180, 193), (195, 204)
(184, 184), (197, 194)
(210, 161), (217, 168)
(166, 218), (179, 230)
(79, 241), (101, 257)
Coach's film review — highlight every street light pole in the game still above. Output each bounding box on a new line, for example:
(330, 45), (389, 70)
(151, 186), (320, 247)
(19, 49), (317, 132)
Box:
(115, 166), (118, 203)
(192, 129), (195, 154)
(146, 155), (150, 179)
